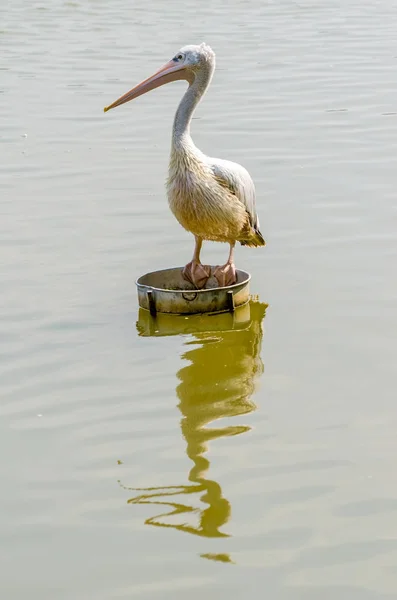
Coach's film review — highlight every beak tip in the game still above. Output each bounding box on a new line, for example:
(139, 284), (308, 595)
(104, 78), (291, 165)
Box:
(104, 106), (110, 113)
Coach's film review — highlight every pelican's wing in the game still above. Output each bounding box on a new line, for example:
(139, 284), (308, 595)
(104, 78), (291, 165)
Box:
(209, 158), (261, 232)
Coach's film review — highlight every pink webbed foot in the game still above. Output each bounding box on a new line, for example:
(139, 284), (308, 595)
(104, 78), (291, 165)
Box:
(213, 263), (237, 287)
(182, 261), (211, 289)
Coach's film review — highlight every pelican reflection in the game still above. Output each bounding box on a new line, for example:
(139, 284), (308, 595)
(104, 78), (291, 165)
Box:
(121, 299), (266, 540)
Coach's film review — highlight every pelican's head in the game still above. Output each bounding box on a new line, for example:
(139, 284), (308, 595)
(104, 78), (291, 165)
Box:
(173, 43), (215, 72)
(104, 43), (215, 113)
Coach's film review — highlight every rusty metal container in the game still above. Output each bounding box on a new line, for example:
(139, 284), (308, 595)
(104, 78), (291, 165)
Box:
(136, 267), (251, 315)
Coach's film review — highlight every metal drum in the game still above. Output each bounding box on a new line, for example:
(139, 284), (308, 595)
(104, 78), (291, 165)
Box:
(136, 267), (251, 315)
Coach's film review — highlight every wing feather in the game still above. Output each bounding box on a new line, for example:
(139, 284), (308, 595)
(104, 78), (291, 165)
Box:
(209, 158), (261, 233)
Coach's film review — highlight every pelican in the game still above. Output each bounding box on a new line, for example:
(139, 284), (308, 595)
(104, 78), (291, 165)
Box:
(104, 43), (265, 289)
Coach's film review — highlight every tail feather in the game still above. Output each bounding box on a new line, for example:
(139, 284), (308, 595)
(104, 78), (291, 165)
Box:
(240, 227), (266, 248)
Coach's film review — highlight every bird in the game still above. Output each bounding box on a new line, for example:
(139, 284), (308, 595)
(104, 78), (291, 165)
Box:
(104, 43), (265, 289)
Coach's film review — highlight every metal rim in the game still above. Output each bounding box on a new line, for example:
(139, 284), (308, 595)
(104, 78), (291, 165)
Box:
(135, 267), (251, 294)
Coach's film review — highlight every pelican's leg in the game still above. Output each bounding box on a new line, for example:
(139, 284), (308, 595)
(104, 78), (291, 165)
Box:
(214, 242), (237, 287)
(182, 236), (211, 289)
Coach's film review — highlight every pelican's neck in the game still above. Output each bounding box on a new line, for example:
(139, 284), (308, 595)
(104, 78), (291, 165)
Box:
(172, 66), (214, 151)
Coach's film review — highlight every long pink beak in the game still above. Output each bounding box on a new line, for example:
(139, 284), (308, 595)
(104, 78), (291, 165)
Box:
(104, 60), (189, 113)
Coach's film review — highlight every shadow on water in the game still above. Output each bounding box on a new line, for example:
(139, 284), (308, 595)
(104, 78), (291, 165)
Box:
(119, 299), (267, 554)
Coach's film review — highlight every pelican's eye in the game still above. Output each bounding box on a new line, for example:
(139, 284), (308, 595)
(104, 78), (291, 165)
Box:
(173, 53), (184, 62)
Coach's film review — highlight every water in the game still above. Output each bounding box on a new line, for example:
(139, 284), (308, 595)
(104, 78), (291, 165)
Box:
(1, 0), (397, 598)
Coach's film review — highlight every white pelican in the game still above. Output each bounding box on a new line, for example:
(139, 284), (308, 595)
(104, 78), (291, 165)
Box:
(104, 43), (265, 289)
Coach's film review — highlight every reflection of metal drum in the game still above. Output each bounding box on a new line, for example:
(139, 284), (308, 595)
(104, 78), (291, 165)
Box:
(136, 301), (253, 338)
(136, 267), (251, 315)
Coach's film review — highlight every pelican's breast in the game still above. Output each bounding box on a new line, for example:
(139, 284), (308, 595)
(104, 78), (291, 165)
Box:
(166, 153), (247, 242)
